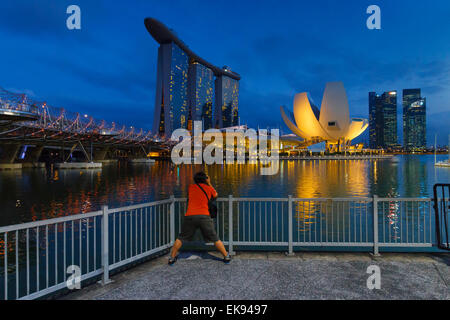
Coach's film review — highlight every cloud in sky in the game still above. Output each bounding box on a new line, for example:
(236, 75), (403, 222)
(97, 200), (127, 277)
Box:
(0, 0), (449, 144)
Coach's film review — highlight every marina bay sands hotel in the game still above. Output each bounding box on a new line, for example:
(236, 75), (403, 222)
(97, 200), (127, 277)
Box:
(144, 18), (241, 137)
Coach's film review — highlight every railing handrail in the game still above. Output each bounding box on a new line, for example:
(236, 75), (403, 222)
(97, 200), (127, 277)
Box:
(108, 198), (173, 213)
(0, 195), (437, 233)
(291, 197), (375, 202)
(0, 194), (447, 300)
(377, 197), (433, 201)
(0, 210), (103, 233)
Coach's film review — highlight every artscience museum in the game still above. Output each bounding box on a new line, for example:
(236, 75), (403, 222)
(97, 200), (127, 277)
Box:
(280, 82), (368, 152)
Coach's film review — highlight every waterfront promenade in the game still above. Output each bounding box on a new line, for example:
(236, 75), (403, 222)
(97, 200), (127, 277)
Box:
(2, 193), (448, 300)
(63, 251), (449, 300)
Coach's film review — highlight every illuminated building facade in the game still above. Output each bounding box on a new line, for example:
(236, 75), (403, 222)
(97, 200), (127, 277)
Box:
(214, 73), (240, 128)
(145, 18), (240, 137)
(369, 91), (398, 149)
(403, 89), (426, 150)
(280, 82), (368, 152)
(188, 63), (214, 130)
(152, 42), (189, 136)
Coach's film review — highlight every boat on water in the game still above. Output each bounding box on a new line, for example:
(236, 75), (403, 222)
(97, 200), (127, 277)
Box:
(434, 134), (450, 168)
(435, 160), (450, 167)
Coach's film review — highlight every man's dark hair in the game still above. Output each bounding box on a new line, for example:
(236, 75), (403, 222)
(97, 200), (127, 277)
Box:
(194, 171), (208, 184)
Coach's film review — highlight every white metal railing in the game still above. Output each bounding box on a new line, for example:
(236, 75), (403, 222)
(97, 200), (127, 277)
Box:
(0, 195), (444, 300)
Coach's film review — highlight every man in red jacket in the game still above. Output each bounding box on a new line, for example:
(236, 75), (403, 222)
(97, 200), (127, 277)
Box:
(168, 171), (231, 265)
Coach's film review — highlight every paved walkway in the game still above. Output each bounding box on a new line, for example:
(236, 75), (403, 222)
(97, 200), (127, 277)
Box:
(63, 252), (449, 300)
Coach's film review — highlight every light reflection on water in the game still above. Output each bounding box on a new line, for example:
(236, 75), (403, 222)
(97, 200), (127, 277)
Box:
(0, 154), (449, 227)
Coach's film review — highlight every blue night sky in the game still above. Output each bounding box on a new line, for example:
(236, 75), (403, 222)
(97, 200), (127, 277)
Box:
(0, 0), (449, 145)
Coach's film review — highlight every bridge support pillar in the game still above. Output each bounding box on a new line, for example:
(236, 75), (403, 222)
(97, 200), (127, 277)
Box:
(128, 146), (148, 160)
(0, 144), (21, 164)
(24, 145), (44, 163)
(94, 147), (109, 161)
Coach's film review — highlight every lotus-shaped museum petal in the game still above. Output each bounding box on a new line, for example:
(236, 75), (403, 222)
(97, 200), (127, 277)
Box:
(280, 82), (368, 145)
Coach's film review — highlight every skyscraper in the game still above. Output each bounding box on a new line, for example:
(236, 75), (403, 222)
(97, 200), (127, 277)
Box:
(214, 73), (240, 128)
(145, 18), (240, 137)
(369, 91), (398, 149)
(403, 89), (426, 150)
(188, 62), (214, 130)
(368, 92), (378, 149)
(152, 42), (189, 136)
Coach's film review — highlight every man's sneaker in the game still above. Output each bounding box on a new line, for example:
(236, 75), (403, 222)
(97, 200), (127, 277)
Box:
(223, 254), (232, 264)
(168, 256), (178, 266)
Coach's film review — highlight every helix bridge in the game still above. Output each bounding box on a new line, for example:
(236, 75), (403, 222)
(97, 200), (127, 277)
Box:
(0, 87), (170, 162)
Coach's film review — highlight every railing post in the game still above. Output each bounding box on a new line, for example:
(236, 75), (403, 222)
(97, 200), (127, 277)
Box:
(287, 195), (294, 256)
(372, 195), (380, 256)
(170, 195), (175, 244)
(101, 205), (112, 285)
(228, 195), (234, 256)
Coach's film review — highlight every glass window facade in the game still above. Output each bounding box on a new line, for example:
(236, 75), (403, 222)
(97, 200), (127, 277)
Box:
(188, 63), (214, 130)
(369, 91), (398, 149)
(403, 89), (426, 150)
(168, 43), (189, 131)
(153, 41), (239, 136)
(214, 75), (239, 128)
(153, 42), (189, 137)
(369, 92), (378, 149)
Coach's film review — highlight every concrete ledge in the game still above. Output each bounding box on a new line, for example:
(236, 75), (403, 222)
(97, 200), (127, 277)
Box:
(297, 252), (340, 261)
(97, 160), (118, 164)
(55, 162), (102, 169)
(130, 159), (156, 164)
(0, 163), (22, 170)
(370, 252), (437, 263)
(267, 252), (300, 260)
(22, 162), (45, 168)
(235, 252), (269, 260)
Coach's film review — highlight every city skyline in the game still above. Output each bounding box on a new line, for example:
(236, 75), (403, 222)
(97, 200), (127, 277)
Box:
(0, 1), (449, 144)
(0, 1), (449, 303)
(369, 88), (429, 150)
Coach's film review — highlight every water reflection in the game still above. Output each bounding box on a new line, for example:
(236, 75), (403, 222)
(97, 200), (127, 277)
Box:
(0, 155), (449, 227)
(402, 156), (427, 196)
(370, 159), (399, 198)
(286, 159), (370, 198)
